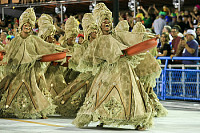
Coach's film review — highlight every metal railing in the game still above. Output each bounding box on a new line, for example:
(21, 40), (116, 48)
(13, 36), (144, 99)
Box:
(155, 57), (200, 101)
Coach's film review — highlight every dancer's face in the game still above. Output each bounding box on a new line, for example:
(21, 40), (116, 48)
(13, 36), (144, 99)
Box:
(67, 37), (75, 46)
(22, 22), (31, 33)
(101, 19), (111, 33)
(90, 30), (97, 39)
(46, 35), (55, 43)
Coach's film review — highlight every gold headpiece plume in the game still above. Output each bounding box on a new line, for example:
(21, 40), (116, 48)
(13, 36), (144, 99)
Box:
(19, 8), (36, 32)
(82, 13), (97, 40)
(38, 14), (53, 26)
(38, 14), (56, 40)
(93, 3), (112, 30)
(132, 22), (146, 33)
(115, 20), (129, 32)
(64, 16), (79, 39)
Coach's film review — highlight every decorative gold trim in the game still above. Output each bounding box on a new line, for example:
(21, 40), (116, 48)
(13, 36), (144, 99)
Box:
(127, 81), (132, 119)
(94, 85), (127, 118)
(136, 80), (147, 112)
(94, 85), (115, 110)
(6, 82), (23, 107)
(57, 80), (79, 97)
(4, 79), (10, 91)
(5, 79), (38, 110)
(62, 82), (87, 103)
(115, 85), (127, 119)
(24, 81), (38, 110)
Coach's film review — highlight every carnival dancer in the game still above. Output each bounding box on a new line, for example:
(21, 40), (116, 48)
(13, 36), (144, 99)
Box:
(113, 20), (167, 117)
(59, 16), (80, 84)
(0, 8), (64, 119)
(38, 14), (68, 98)
(55, 13), (97, 117)
(72, 3), (156, 130)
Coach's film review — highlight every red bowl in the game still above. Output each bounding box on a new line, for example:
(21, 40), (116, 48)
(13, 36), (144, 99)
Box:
(122, 38), (157, 56)
(0, 52), (4, 61)
(40, 52), (66, 62)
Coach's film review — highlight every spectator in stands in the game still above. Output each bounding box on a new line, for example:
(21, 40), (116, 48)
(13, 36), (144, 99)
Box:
(181, 29), (199, 64)
(162, 25), (173, 43)
(13, 22), (19, 36)
(196, 26), (200, 45)
(168, 13), (178, 28)
(13, 18), (19, 25)
(126, 12), (134, 31)
(163, 5), (172, 24)
(135, 13), (144, 24)
(170, 27), (182, 64)
(184, 10), (190, 16)
(174, 25), (184, 37)
(119, 13), (125, 21)
(76, 14), (83, 30)
(139, 6), (152, 28)
(7, 23), (12, 31)
(190, 5), (200, 28)
(177, 16), (185, 33)
(198, 15), (200, 26)
(152, 11), (166, 35)
(147, 4), (158, 25)
(182, 15), (193, 30)
(156, 32), (171, 64)
(151, 4), (159, 16)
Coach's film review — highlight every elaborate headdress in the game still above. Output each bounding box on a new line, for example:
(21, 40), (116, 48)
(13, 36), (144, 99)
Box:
(38, 14), (56, 40)
(132, 22), (146, 33)
(19, 8), (36, 32)
(38, 14), (53, 25)
(93, 3), (112, 32)
(64, 16), (79, 40)
(114, 20), (129, 32)
(82, 13), (97, 40)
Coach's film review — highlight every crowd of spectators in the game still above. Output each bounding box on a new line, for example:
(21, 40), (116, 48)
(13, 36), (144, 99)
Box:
(0, 3), (200, 65)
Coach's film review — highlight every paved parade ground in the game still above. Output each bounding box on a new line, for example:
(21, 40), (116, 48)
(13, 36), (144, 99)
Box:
(0, 100), (200, 133)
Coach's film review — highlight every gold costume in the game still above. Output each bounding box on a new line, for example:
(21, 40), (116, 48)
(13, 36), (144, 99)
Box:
(0, 8), (63, 118)
(72, 3), (158, 129)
